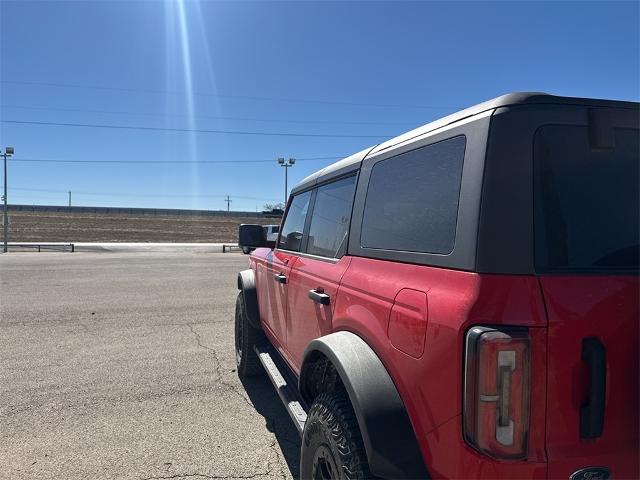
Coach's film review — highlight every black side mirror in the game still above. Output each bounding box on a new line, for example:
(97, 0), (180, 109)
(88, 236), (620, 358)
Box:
(238, 224), (275, 249)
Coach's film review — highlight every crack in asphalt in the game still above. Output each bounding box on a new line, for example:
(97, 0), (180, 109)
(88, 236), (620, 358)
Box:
(3, 319), (292, 479)
(185, 324), (254, 409)
(184, 323), (291, 479)
(267, 439), (288, 480)
(140, 473), (273, 480)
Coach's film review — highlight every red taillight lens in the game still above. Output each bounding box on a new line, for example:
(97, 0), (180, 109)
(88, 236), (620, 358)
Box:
(464, 327), (531, 460)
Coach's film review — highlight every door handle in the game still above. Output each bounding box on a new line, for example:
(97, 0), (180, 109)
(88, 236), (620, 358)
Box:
(274, 273), (287, 284)
(308, 289), (330, 305)
(580, 337), (606, 438)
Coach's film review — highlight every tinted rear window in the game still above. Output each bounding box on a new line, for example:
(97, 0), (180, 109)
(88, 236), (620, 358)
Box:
(534, 125), (639, 272)
(360, 136), (466, 254)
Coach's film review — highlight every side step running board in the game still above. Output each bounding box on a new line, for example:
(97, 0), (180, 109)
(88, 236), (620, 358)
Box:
(254, 344), (308, 436)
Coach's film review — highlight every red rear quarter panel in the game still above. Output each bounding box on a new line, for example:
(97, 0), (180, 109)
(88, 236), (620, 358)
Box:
(334, 256), (548, 478)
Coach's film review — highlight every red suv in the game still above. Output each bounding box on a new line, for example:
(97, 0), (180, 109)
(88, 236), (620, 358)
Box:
(235, 93), (639, 479)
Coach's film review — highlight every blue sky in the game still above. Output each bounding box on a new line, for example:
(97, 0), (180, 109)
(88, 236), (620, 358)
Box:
(0, 0), (638, 212)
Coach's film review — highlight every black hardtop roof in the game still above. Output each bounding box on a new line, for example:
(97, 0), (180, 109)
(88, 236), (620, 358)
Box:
(290, 92), (638, 195)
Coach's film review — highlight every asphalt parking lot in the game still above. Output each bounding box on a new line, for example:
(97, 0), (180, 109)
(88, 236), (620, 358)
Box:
(0, 251), (300, 480)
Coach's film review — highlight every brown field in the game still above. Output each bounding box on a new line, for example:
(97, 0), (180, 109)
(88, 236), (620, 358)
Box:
(6, 210), (280, 243)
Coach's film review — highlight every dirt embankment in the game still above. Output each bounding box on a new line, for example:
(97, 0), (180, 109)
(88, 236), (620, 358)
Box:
(6, 211), (280, 243)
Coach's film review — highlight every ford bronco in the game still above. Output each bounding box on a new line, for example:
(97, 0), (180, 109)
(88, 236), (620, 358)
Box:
(235, 93), (639, 479)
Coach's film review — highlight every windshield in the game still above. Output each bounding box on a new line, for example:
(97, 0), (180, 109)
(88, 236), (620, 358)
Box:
(534, 124), (639, 272)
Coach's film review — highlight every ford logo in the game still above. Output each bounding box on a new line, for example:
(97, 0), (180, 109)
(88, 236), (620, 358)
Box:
(570, 467), (611, 480)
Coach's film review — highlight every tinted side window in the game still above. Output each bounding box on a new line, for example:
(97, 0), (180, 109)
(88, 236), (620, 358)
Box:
(360, 136), (466, 254)
(534, 125), (639, 271)
(279, 190), (312, 252)
(307, 176), (357, 258)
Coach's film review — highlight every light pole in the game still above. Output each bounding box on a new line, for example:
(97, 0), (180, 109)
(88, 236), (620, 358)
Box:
(277, 157), (295, 205)
(2, 146), (14, 253)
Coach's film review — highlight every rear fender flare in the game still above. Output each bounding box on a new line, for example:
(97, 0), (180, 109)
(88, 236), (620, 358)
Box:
(299, 331), (429, 479)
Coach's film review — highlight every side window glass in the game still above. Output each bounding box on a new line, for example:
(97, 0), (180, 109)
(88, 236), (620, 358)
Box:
(307, 176), (357, 258)
(361, 136), (466, 254)
(278, 190), (312, 252)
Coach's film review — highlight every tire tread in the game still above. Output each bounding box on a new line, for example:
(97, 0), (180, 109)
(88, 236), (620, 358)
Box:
(302, 390), (372, 479)
(235, 292), (263, 377)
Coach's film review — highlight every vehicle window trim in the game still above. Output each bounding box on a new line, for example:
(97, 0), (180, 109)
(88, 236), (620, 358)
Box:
(347, 116), (490, 271)
(360, 135), (466, 255)
(303, 172), (359, 260)
(276, 189), (313, 254)
(273, 249), (341, 265)
(300, 188), (317, 254)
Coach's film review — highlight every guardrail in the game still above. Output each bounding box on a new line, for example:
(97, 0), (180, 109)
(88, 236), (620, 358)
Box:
(222, 244), (242, 253)
(7, 243), (75, 252)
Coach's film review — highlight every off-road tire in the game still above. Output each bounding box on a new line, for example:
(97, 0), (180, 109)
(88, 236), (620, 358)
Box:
(234, 292), (263, 377)
(300, 390), (372, 480)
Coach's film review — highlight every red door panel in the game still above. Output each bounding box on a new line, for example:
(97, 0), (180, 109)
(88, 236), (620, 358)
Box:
(254, 248), (298, 356)
(540, 275), (639, 479)
(285, 255), (352, 372)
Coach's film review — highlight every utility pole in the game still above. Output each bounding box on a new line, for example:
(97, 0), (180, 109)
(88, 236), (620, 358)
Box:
(2, 147), (14, 254)
(277, 157), (296, 205)
(68, 191), (72, 209)
(224, 195), (232, 212)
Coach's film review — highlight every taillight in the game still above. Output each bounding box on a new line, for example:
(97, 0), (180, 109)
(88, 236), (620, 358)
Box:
(464, 326), (531, 460)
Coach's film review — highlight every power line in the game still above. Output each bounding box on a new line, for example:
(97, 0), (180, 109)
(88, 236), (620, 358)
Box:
(1, 79), (456, 110)
(9, 187), (279, 202)
(7, 156), (343, 164)
(0, 104), (416, 127)
(1, 119), (390, 139)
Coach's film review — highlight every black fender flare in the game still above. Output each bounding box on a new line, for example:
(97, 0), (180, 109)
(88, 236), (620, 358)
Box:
(236, 269), (260, 329)
(299, 331), (429, 479)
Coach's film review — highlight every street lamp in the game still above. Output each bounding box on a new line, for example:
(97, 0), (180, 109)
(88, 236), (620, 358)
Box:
(2, 146), (14, 253)
(278, 157), (295, 206)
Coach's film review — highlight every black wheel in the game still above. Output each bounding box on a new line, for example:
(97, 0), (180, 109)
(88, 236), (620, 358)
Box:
(234, 292), (263, 377)
(241, 246), (251, 254)
(300, 390), (372, 480)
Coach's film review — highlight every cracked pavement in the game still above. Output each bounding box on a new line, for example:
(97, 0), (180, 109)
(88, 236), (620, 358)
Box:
(0, 252), (300, 479)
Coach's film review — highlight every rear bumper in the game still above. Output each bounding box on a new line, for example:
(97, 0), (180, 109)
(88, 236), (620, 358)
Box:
(420, 414), (639, 479)
(546, 444), (639, 480)
(421, 415), (547, 479)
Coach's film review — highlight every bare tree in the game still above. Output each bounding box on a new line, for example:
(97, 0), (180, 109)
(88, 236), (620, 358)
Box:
(263, 202), (285, 212)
